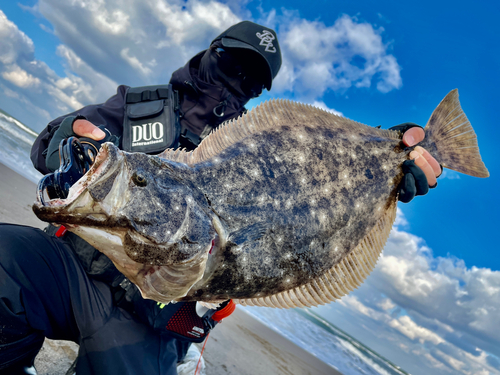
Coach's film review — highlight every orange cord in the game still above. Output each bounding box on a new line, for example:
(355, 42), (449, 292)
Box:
(195, 333), (209, 375)
(194, 300), (236, 374)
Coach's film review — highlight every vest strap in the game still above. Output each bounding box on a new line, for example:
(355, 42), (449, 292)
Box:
(126, 87), (172, 104)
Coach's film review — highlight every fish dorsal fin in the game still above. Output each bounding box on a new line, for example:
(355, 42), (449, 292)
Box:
(233, 200), (398, 308)
(158, 147), (190, 164)
(158, 100), (400, 165)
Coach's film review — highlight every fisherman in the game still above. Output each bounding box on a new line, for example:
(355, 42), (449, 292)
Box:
(0, 21), (440, 375)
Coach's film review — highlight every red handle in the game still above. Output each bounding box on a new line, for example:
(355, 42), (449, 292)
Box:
(212, 300), (236, 321)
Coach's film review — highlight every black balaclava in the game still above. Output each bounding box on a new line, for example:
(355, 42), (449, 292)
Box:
(169, 51), (252, 137)
(198, 40), (267, 100)
(170, 21), (282, 138)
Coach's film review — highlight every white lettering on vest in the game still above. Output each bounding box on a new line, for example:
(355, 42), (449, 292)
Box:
(132, 122), (165, 147)
(152, 122), (164, 140)
(132, 125), (142, 143)
(142, 124), (152, 141)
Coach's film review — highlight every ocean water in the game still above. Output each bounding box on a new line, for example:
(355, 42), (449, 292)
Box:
(0, 113), (408, 375)
(240, 306), (408, 375)
(0, 112), (43, 184)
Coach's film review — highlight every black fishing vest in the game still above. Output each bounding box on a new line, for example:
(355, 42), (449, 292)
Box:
(41, 53), (253, 336)
(122, 84), (181, 153)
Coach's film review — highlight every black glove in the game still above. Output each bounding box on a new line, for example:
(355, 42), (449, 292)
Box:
(389, 122), (438, 203)
(398, 159), (429, 203)
(38, 116), (120, 200)
(78, 127), (119, 164)
(130, 298), (235, 343)
(45, 115), (119, 172)
(388, 122), (422, 135)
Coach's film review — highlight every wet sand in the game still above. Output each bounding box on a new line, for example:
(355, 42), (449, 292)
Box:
(0, 162), (340, 375)
(203, 307), (340, 375)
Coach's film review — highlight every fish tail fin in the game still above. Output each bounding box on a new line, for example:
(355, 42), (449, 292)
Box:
(421, 89), (489, 177)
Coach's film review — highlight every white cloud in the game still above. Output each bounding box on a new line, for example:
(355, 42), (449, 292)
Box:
(310, 101), (343, 117)
(394, 207), (408, 227)
(2, 65), (41, 88)
(376, 54), (401, 93)
(389, 315), (445, 345)
(317, 211), (500, 375)
(94, 9), (130, 35)
(0, 11), (35, 65)
(440, 169), (461, 180)
(414, 349), (454, 373)
(37, 0), (241, 87)
(1, 2), (404, 131)
(433, 349), (467, 372)
(55, 45), (116, 103)
(378, 298), (395, 311)
(120, 48), (153, 77)
(0, 9), (118, 130)
(377, 227), (500, 345)
(1, 84), (21, 99)
(339, 295), (381, 319)
(273, 14), (402, 100)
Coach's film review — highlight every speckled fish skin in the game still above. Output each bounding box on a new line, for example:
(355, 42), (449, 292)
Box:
(33, 146), (218, 300)
(33, 89), (489, 307)
(181, 123), (403, 302)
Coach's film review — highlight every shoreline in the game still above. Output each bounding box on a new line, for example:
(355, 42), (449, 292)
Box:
(0, 161), (341, 375)
(203, 307), (341, 375)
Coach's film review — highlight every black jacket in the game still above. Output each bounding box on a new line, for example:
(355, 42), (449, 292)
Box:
(31, 51), (247, 175)
(30, 51), (249, 286)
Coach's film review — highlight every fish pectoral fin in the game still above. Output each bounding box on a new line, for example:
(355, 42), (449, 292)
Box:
(227, 222), (269, 246)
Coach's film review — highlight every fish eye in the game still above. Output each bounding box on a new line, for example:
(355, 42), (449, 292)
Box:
(132, 173), (147, 187)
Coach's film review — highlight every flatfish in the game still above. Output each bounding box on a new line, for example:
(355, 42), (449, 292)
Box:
(33, 89), (489, 308)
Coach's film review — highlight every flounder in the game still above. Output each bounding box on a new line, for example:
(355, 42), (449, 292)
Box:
(33, 89), (489, 308)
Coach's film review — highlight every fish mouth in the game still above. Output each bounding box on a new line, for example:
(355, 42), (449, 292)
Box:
(34, 142), (121, 218)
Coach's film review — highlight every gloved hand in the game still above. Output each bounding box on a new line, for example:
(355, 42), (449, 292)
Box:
(130, 299), (235, 343)
(45, 115), (118, 172)
(200, 299), (236, 329)
(389, 123), (442, 203)
(73, 117), (107, 140)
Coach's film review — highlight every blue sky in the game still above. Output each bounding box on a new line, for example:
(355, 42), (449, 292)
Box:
(0, 1), (499, 374)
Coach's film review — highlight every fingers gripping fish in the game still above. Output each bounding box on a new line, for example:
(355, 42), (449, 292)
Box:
(33, 90), (489, 308)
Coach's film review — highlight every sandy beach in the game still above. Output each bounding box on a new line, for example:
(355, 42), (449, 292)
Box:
(0, 162), (340, 375)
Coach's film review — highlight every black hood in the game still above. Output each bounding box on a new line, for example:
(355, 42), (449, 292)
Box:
(169, 51), (252, 136)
